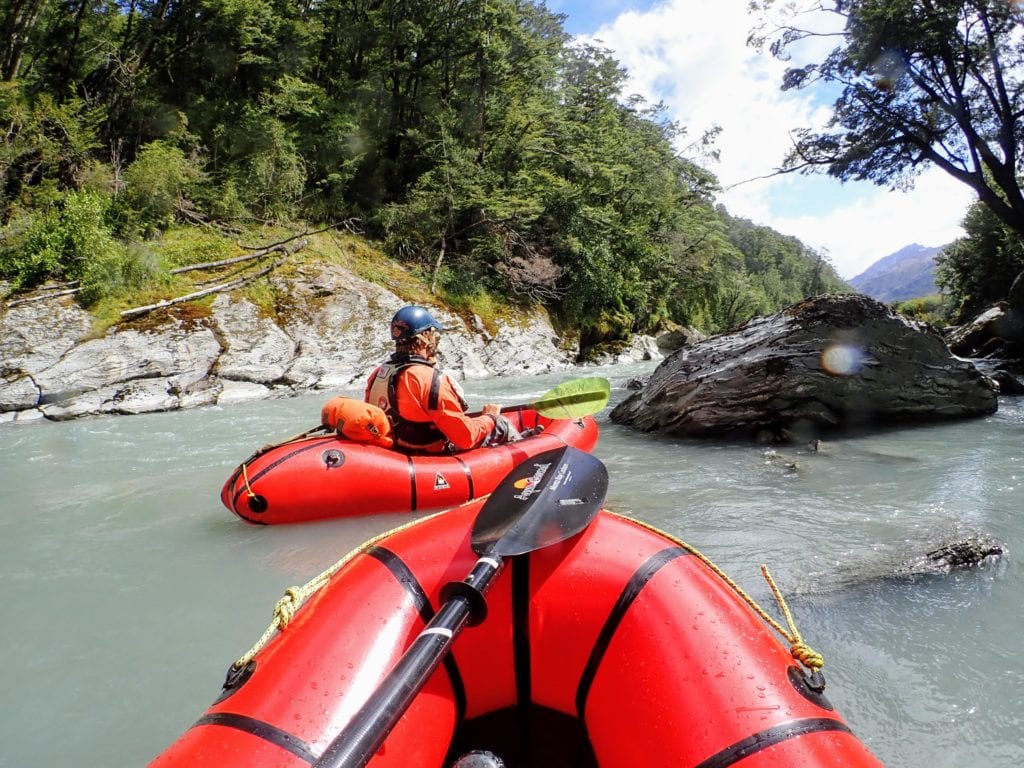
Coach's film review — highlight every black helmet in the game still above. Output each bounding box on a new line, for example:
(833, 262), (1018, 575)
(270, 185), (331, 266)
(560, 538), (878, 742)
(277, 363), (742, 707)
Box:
(390, 305), (445, 343)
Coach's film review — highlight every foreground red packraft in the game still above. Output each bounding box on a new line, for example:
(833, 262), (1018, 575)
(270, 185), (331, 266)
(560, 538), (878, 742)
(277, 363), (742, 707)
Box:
(151, 501), (882, 768)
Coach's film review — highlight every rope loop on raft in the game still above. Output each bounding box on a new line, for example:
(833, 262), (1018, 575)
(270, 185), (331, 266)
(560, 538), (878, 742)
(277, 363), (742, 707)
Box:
(239, 426), (331, 500)
(230, 507), (452, 671)
(273, 587), (303, 629)
(620, 513), (825, 675)
(241, 461), (256, 500)
(760, 563), (825, 672)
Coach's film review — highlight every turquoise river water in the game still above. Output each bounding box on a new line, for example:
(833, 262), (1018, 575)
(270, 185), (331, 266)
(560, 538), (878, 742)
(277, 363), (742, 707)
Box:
(1, 362), (1021, 766)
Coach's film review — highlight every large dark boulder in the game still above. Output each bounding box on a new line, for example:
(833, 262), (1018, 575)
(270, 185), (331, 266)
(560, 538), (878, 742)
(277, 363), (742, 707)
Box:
(611, 294), (997, 441)
(942, 275), (1024, 394)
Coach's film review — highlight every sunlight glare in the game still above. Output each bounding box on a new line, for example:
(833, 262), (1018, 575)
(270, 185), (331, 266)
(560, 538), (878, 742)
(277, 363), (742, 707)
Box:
(821, 344), (865, 376)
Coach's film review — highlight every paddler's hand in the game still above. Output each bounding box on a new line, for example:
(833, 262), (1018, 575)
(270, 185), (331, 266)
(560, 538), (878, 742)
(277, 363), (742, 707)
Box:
(481, 403), (501, 417)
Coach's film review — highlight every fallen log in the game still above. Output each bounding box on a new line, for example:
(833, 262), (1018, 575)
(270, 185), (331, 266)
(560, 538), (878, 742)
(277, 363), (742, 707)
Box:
(120, 239), (307, 320)
(6, 286), (81, 307)
(169, 247), (280, 274)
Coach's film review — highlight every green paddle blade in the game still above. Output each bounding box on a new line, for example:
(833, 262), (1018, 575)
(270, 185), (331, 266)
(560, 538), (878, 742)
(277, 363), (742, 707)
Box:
(472, 446), (608, 557)
(530, 377), (611, 419)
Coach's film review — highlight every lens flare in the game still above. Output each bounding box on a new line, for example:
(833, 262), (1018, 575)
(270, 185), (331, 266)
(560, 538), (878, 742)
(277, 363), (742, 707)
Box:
(821, 344), (865, 376)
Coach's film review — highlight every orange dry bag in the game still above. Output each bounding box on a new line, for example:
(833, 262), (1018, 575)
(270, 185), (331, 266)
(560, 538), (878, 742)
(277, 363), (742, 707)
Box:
(320, 397), (394, 448)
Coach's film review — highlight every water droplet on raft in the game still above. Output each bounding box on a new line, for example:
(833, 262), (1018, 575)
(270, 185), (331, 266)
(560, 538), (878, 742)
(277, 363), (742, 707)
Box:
(451, 750), (506, 768)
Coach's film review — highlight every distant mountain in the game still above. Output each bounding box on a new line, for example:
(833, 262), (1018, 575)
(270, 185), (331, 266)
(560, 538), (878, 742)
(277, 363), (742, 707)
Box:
(849, 243), (945, 303)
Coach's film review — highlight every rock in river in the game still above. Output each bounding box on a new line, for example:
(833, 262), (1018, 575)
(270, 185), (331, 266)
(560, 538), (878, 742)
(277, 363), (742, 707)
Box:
(611, 294), (998, 441)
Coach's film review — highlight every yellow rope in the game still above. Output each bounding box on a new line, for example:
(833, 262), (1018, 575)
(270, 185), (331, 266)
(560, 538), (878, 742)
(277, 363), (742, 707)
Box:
(760, 563), (825, 671)
(230, 507), (453, 671)
(616, 512), (824, 673)
(239, 427), (333, 500)
(241, 461), (255, 499)
(231, 505), (824, 676)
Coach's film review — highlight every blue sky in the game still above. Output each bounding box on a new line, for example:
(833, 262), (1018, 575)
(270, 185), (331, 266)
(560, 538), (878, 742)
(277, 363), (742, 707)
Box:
(546, 0), (642, 33)
(541, 0), (974, 279)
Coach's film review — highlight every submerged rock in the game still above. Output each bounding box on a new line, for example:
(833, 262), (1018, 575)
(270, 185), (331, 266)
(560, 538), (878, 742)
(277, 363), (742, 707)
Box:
(790, 531), (1006, 596)
(611, 294), (998, 441)
(893, 533), (1005, 578)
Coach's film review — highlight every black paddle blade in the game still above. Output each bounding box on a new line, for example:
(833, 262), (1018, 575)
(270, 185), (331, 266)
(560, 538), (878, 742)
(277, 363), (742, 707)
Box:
(472, 446), (608, 557)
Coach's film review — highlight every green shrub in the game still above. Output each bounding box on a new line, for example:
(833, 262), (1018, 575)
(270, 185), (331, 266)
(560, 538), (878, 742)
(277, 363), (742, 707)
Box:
(438, 277), (501, 323)
(119, 141), (206, 234)
(78, 242), (169, 306)
(0, 210), (60, 287)
(78, 159), (118, 196)
(203, 179), (247, 222)
(0, 190), (121, 291)
(892, 295), (950, 325)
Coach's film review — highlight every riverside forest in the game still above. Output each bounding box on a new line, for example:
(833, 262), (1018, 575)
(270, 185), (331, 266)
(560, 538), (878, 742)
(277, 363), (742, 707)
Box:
(1, 0), (1022, 342)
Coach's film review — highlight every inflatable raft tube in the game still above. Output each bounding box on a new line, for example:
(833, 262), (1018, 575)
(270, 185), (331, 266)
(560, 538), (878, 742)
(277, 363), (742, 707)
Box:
(153, 494), (881, 766)
(221, 409), (599, 524)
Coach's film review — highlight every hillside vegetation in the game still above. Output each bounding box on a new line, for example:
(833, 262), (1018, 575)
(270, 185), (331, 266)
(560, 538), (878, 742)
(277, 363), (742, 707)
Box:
(0, 0), (847, 344)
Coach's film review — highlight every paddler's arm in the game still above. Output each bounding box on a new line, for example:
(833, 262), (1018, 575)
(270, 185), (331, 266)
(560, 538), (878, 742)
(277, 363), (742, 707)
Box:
(430, 396), (499, 450)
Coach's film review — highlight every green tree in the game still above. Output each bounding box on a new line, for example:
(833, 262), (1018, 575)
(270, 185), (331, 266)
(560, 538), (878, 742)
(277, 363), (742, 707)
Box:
(936, 200), (1024, 320)
(0, 83), (101, 216)
(370, 1), (569, 299)
(749, 0), (1024, 243)
(720, 209), (848, 305)
(0, 0), (48, 80)
(518, 41), (719, 330)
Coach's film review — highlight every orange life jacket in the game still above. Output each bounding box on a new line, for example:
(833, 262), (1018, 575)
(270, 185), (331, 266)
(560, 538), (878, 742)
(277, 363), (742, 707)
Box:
(366, 355), (494, 453)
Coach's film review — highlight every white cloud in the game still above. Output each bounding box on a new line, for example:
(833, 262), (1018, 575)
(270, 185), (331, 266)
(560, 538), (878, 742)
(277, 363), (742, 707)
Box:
(591, 3), (794, 181)
(580, 0), (975, 279)
(770, 170), (975, 279)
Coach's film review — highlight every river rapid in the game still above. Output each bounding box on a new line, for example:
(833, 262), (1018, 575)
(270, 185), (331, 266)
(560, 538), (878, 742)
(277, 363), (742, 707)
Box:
(1, 362), (1021, 767)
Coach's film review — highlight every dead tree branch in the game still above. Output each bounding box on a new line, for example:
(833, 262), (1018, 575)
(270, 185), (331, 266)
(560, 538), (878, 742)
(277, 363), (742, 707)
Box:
(236, 220), (362, 252)
(6, 286), (81, 307)
(120, 239), (308, 320)
(170, 246), (282, 274)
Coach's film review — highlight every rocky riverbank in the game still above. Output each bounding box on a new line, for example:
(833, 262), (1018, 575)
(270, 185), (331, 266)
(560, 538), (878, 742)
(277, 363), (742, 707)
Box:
(0, 262), (667, 423)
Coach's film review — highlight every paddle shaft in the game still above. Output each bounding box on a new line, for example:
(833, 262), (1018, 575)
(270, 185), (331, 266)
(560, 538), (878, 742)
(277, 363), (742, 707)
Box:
(467, 402), (535, 417)
(313, 556), (504, 768)
(471, 389), (609, 418)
